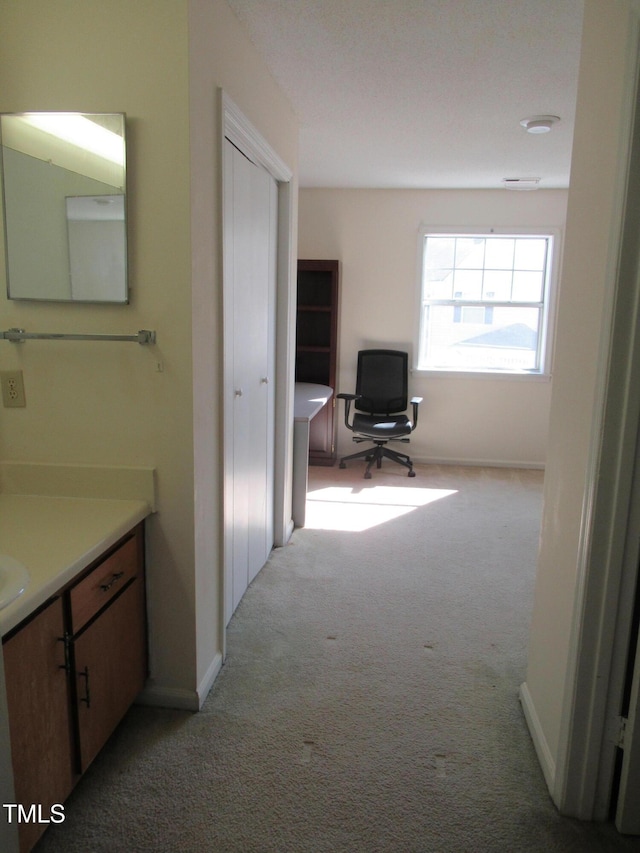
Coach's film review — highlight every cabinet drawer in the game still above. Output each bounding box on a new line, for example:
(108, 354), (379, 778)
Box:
(70, 534), (140, 632)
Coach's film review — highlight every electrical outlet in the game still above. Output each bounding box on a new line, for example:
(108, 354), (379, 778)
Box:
(1, 370), (26, 408)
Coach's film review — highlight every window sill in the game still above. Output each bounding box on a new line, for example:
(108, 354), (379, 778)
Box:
(411, 368), (552, 382)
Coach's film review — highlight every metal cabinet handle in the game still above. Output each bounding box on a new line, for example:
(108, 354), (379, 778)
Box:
(100, 571), (124, 592)
(235, 388), (243, 397)
(261, 377), (269, 384)
(57, 633), (71, 674)
(78, 666), (91, 708)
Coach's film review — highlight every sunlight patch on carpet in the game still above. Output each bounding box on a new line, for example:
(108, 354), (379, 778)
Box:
(304, 485), (458, 531)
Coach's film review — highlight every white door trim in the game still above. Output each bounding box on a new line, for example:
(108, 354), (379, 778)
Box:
(223, 93), (292, 184)
(220, 91), (296, 647)
(553, 9), (640, 820)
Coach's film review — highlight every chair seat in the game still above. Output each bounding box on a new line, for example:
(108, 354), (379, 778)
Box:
(352, 412), (413, 440)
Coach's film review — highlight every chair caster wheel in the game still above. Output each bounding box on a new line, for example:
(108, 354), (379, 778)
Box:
(408, 470), (416, 478)
(339, 462), (346, 469)
(364, 472), (372, 479)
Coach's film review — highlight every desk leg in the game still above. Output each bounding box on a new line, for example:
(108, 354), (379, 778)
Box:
(292, 420), (310, 527)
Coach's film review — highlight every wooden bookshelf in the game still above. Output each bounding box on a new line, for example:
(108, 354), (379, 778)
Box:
(296, 260), (339, 465)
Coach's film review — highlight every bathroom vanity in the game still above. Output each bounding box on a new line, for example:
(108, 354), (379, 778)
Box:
(0, 492), (150, 852)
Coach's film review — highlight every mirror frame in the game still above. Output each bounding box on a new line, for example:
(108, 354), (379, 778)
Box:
(0, 111), (128, 303)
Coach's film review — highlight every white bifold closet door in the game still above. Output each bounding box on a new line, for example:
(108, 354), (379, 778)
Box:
(223, 139), (277, 622)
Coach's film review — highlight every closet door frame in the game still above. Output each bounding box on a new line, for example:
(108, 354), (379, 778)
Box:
(221, 91), (295, 639)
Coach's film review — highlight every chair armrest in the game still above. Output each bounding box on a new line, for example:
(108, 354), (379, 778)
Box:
(410, 396), (423, 430)
(336, 393), (361, 430)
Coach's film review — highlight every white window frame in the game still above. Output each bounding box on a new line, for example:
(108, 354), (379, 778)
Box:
(414, 226), (561, 378)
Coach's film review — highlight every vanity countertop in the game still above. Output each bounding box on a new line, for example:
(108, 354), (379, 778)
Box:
(0, 493), (150, 637)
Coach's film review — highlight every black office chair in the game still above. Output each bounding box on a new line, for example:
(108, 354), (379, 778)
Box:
(337, 349), (422, 479)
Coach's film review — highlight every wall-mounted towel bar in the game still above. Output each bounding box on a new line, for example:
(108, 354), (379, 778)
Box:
(1, 328), (156, 344)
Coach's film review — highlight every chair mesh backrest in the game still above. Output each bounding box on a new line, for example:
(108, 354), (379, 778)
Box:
(355, 349), (408, 414)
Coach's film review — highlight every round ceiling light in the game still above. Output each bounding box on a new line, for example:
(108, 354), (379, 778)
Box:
(520, 115), (561, 134)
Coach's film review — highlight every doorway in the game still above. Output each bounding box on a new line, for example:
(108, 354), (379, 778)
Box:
(553, 17), (640, 830)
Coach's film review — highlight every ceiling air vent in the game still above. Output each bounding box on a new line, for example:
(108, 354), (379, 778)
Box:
(503, 178), (541, 191)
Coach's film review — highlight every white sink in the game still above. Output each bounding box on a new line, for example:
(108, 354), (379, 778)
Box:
(0, 555), (29, 610)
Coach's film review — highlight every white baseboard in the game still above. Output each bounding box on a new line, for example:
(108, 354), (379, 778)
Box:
(196, 652), (223, 708)
(277, 518), (295, 546)
(414, 455), (545, 470)
(519, 681), (556, 793)
(138, 684), (200, 712)
(138, 652), (223, 712)
(335, 448), (545, 470)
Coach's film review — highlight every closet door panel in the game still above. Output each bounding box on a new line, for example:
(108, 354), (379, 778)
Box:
(230, 144), (253, 614)
(224, 140), (276, 619)
(247, 169), (276, 583)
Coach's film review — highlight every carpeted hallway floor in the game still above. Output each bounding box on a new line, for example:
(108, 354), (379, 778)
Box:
(36, 464), (640, 852)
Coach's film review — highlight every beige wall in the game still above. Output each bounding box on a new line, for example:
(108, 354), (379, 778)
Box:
(298, 188), (567, 466)
(523, 0), (635, 801)
(0, 0), (298, 709)
(0, 0), (195, 699)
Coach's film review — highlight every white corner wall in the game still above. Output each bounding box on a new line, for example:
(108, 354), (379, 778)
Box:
(298, 188), (568, 467)
(522, 0), (635, 807)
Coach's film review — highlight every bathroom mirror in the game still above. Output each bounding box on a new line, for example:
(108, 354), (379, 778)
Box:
(0, 112), (128, 302)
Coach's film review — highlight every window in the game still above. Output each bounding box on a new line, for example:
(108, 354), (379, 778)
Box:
(416, 230), (557, 375)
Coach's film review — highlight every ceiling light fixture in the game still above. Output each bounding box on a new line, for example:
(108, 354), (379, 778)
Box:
(520, 115), (560, 134)
(503, 178), (540, 191)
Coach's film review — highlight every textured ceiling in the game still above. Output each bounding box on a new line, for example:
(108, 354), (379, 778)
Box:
(226, 0), (584, 189)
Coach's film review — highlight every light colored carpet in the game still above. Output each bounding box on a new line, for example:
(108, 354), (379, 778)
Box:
(36, 464), (640, 852)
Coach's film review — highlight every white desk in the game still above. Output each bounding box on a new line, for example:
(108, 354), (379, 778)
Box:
(293, 382), (333, 527)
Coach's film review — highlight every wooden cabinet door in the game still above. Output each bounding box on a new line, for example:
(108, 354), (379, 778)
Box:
(73, 577), (146, 772)
(3, 597), (75, 853)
